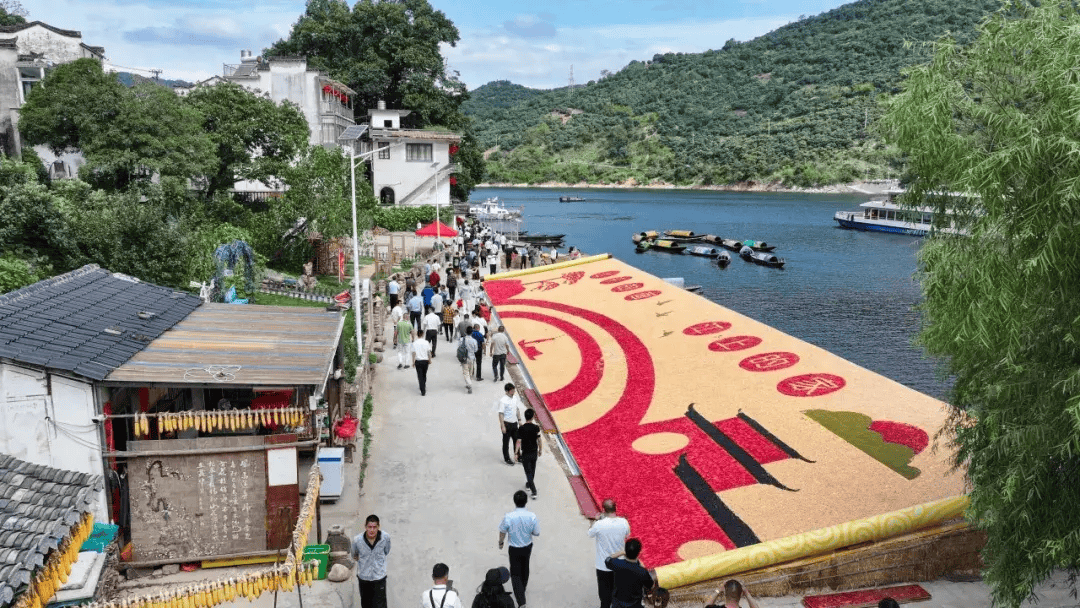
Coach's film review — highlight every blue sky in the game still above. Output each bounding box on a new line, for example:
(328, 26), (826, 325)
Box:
(21, 0), (850, 90)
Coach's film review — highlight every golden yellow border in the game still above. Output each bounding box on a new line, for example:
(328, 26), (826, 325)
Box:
(654, 495), (970, 588)
(483, 254), (611, 282)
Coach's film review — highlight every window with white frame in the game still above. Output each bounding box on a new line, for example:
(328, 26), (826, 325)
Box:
(405, 143), (432, 162)
(377, 142), (390, 159)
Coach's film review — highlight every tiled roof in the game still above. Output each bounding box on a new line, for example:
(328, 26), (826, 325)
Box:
(0, 21), (81, 38)
(0, 454), (102, 607)
(368, 127), (461, 142)
(0, 265), (202, 381)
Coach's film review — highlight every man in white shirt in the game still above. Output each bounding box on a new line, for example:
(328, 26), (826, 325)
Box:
(550, 247), (559, 262)
(387, 278), (400, 309)
(497, 383), (524, 466)
(473, 314), (488, 336)
(423, 306), (442, 357)
(488, 325), (511, 383)
(420, 563), (461, 608)
(389, 303), (405, 349)
(588, 499), (631, 608)
(431, 292), (443, 316)
(411, 332), (432, 396)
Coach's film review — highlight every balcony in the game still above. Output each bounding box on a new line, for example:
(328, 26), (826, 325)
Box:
(320, 100), (354, 120)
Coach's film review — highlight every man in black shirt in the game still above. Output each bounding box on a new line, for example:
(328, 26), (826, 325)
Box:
(515, 409), (542, 499)
(604, 538), (653, 608)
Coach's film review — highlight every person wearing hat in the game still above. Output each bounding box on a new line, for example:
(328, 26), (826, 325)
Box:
(470, 567), (514, 608)
(422, 563), (462, 608)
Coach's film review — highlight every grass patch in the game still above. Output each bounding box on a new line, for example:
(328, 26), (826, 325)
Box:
(250, 292), (330, 308)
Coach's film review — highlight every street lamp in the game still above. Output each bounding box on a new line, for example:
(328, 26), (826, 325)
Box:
(337, 125), (378, 362)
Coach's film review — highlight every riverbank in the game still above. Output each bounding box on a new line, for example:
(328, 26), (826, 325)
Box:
(476, 179), (899, 195)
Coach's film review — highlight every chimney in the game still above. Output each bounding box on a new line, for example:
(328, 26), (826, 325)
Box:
(377, 100), (386, 110)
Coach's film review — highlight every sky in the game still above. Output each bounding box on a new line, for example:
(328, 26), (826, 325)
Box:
(20, 0), (851, 91)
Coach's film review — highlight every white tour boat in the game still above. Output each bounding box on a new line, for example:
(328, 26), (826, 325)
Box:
(469, 197), (522, 221)
(834, 190), (966, 236)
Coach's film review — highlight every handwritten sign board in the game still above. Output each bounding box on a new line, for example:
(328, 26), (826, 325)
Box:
(129, 437), (268, 562)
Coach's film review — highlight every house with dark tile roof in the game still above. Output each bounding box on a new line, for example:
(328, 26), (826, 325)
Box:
(1, 265), (349, 567)
(0, 265), (200, 523)
(0, 453), (102, 608)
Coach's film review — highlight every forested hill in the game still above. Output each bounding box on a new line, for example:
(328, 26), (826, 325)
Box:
(463, 0), (1003, 187)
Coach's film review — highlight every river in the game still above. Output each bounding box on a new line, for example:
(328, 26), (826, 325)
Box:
(474, 186), (951, 400)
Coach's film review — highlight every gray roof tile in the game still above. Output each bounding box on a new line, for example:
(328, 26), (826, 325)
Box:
(0, 266), (201, 380)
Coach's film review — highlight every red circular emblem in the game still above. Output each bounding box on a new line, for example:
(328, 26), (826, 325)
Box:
(624, 290), (661, 301)
(777, 373), (846, 397)
(611, 282), (645, 293)
(683, 321), (732, 336)
(708, 336), (763, 352)
(589, 270), (619, 279)
(600, 276), (633, 285)
(739, 352), (800, 372)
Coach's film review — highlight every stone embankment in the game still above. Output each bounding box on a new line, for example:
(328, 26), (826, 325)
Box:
(477, 179), (902, 195)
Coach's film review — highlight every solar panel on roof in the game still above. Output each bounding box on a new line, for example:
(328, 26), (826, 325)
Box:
(338, 125), (368, 141)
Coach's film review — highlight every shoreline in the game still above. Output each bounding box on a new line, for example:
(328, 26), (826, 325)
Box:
(476, 179), (899, 196)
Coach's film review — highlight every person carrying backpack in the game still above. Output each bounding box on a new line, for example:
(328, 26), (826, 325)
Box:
(458, 332), (478, 394)
(471, 567), (514, 608)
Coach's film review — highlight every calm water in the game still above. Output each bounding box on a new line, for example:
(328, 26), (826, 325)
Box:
(475, 187), (951, 400)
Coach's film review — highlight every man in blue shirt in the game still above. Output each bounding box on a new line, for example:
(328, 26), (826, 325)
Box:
(422, 284), (435, 310)
(498, 490), (539, 608)
(407, 290), (424, 332)
(471, 324), (486, 381)
(604, 538), (654, 608)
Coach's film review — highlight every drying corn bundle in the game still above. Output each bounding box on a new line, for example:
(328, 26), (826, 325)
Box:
(131, 409), (307, 437)
(13, 513), (94, 608)
(292, 466), (322, 563)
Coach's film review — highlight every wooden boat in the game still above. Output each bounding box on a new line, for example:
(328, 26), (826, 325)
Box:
(701, 235), (723, 245)
(632, 231), (659, 244)
(717, 238), (745, 252)
(663, 230), (704, 242)
(742, 239), (777, 252)
(686, 245), (723, 258)
(651, 239), (686, 253)
(739, 246), (785, 268)
(519, 233), (565, 242)
(716, 251), (731, 267)
(559, 196), (586, 202)
(635, 240), (652, 253)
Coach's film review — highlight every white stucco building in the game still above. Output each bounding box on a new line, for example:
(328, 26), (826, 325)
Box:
(0, 21), (105, 175)
(356, 102), (460, 207)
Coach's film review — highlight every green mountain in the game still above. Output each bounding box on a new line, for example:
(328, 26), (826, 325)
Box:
(463, 0), (1003, 187)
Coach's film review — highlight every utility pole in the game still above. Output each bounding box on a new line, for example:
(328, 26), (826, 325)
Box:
(150, 69), (162, 83)
(568, 65), (574, 102)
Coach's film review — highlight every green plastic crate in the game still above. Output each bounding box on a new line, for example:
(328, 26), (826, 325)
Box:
(302, 544), (330, 580)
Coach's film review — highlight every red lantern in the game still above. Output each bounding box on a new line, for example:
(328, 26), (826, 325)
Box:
(449, 144), (459, 155)
(322, 84), (332, 94)
(449, 176), (457, 185)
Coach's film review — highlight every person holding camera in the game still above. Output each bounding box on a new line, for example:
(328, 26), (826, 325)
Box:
(422, 563), (462, 608)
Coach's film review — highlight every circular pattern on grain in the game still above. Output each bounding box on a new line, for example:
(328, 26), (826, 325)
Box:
(777, 373), (846, 397)
(631, 432), (690, 455)
(611, 283), (645, 293)
(708, 336), (763, 352)
(738, 352), (800, 372)
(625, 290), (662, 301)
(677, 539), (727, 561)
(683, 321), (732, 336)
(599, 276), (633, 285)
(589, 270), (619, 279)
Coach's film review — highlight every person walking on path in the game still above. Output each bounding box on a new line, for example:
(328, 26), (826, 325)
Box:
(422, 283), (435, 311)
(412, 330), (433, 396)
(605, 538), (653, 608)
(472, 324), (487, 381)
(447, 271), (458, 302)
(390, 301), (405, 349)
(408, 290), (424, 332)
(497, 383), (523, 465)
(421, 563), (462, 608)
(488, 325), (510, 382)
(351, 515), (391, 608)
(457, 313), (473, 339)
(387, 278), (400, 309)
(431, 290), (444, 316)
(703, 580), (760, 608)
(515, 409), (542, 499)
(471, 567), (514, 608)
(458, 332), (478, 394)
(589, 499), (631, 608)
(498, 490), (539, 608)
(429, 268), (441, 289)
(424, 306), (442, 357)
(397, 323), (414, 369)
(441, 301), (456, 341)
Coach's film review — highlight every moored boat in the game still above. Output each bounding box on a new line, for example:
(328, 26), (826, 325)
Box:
(632, 230), (659, 244)
(651, 239), (687, 253)
(469, 197), (522, 221)
(739, 246), (785, 268)
(559, 196), (586, 202)
(519, 233), (566, 242)
(663, 230), (705, 242)
(742, 239), (776, 252)
(635, 240), (652, 253)
(718, 238), (744, 252)
(686, 245), (723, 258)
(716, 251), (731, 267)
(833, 189), (967, 236)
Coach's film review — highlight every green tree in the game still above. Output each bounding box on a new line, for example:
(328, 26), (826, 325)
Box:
(184, 82), (311, 198)
(0, 1), (27, 26)
(882, 2), (1080, 605)
(266, 0), (465, 129)
(19, 58), (127, 155)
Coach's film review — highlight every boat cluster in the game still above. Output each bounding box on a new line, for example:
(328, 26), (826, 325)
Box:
(631, 230), (786, 269)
